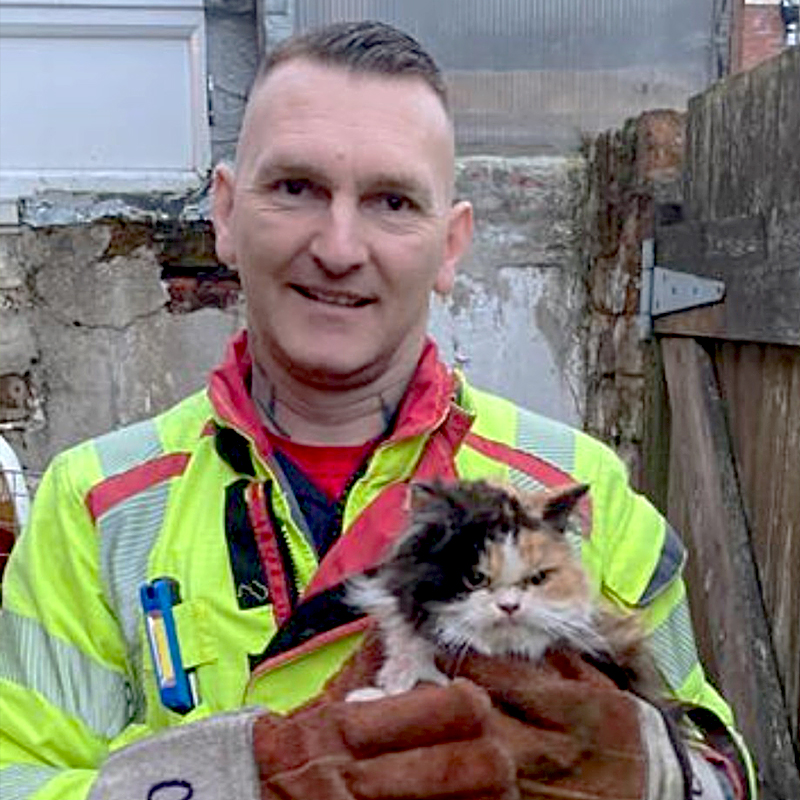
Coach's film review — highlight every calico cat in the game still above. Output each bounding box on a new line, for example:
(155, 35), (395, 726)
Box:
(346, 479), (659, 701)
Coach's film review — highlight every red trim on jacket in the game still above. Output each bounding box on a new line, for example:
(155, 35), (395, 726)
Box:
(465, 432), (592, 531)
(208, 332), (275, 463)
(252, 617), (373, 677)
(86, 453), (190, 522)
(246, 481), (294, 626)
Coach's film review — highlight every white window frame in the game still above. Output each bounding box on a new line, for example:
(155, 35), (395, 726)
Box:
(0, 0), (210, 223)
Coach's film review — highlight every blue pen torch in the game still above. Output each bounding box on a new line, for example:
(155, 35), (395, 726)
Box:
(140, 577), (199, 715)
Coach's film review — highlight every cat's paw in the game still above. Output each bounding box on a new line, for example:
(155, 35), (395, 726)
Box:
(345, 686), (389, 702)
(378, 662), (450, 695)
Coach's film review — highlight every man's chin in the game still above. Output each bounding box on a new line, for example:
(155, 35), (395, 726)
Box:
(284, 352), (380, 390)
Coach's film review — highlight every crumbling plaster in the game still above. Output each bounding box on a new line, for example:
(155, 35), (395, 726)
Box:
(432, 155), (586, 425)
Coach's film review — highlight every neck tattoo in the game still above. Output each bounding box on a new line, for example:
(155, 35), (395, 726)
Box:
(254, 384), (293, 439)
(251, 364), (400, 443)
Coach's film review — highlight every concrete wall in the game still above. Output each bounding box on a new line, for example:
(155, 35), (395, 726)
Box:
(0, 221), (245, 474)
(0, 155), (587, 474)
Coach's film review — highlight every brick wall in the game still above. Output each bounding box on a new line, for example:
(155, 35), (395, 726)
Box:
(739, 4), (786, 72)
(582, 110), (685, 500)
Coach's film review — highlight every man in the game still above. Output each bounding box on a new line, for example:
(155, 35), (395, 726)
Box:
(0, 21), (752, 800)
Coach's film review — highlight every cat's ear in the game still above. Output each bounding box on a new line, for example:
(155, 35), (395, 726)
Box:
(542, 483), (589, 533)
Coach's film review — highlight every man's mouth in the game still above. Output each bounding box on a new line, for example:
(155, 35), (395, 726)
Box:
(292, 285), (374, 308)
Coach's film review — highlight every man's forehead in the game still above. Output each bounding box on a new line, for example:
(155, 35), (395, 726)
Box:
(239, 59), (453, 155)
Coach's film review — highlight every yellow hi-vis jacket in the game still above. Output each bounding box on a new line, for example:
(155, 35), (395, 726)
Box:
(0, 332), (751, 799)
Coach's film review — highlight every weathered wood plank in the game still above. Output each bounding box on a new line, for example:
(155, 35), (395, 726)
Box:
(713, 343), (766, 529)
(661, 336), (800, 799)
(750, 348), (800, 748)
(769, 354), (800, 744)
(685, 46), (800, 218)
(778, 46), (800, 211)
(653, 214), (800, 346)
(714, 342), (800, 746)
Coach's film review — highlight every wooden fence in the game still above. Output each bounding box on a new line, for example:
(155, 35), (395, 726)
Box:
(645, 46), (799, 799)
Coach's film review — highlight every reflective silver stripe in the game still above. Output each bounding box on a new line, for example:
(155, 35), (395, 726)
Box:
(0, 612), (131, 739)
(93, 419), (169, 721)
(508, 469), (545, 493)
(99, 482), (171, 657)
(0, 764), (61, 800)
(648, 596), (700, 691)
(98, 482), (171, 720)
(639, 523), (686, 606)
(514, 408), (576, 475)
(94, 419), (162, 478)
(511, 409), (582, 559)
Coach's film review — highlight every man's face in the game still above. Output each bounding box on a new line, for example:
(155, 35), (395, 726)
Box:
(213, 59), (472, 389)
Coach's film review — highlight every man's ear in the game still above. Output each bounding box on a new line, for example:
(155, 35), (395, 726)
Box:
(434, 200), (473, 296)
(212, 163), (237, 267)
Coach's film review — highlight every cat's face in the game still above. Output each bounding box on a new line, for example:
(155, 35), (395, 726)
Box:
(385, 480), (600, 660)
(428, 525), (595, 659)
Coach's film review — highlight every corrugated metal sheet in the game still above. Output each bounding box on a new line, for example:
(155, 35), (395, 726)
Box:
(295, 0), (721, 153)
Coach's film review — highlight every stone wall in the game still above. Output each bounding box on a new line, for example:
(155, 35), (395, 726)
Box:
(582, 110), (686, 495)
(0, 219), (245, 475)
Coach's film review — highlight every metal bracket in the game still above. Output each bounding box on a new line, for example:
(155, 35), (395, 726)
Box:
(638, 238), (726, 339)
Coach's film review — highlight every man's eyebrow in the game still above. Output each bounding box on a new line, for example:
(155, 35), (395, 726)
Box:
(250, 158), (330, 186)
(362, 172), (434, 205)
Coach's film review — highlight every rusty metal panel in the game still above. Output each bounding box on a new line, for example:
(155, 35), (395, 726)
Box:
(295, 0), (719, 153)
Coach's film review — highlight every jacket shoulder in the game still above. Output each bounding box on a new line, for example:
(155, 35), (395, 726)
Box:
(459, 379), (625, 481)
(51, 389), (212, 502)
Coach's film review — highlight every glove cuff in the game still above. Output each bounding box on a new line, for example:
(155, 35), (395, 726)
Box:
(634, 697), (689, 800)
(88, 709), (262, 800)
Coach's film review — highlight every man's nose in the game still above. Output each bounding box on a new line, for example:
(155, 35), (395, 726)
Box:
(308, 198), (367, 275)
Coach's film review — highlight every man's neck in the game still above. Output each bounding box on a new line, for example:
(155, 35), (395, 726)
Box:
(250, 356), (416, 446)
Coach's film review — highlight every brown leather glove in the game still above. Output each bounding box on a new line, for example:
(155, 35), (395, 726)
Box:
(252, 679), (518, 799)
(440, 649), (688, 800)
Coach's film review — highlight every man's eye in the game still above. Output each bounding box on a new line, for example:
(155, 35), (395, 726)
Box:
(377, 193), (414, 212)
(280, 179), (310, 195)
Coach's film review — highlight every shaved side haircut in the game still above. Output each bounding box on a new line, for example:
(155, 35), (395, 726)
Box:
(254, 20), (449, 113)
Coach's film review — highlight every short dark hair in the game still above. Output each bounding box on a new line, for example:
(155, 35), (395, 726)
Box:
(255, 20), (448, 112)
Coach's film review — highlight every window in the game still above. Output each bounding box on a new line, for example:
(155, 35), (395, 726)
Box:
(0, 0), (210, 222)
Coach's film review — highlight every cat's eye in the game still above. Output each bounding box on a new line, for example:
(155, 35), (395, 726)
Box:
(463, 569), (489, 589)
(526, 569), (552, 586)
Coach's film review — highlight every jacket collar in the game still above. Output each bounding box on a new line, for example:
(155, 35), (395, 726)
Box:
(207, 330), (460, 460)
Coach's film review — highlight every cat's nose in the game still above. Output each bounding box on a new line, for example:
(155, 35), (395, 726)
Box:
(498, 601), (519, 615)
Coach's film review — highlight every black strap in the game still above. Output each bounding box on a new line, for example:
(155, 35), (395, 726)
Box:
(249, 583), (365, 671)
(224, 479), (270, 610)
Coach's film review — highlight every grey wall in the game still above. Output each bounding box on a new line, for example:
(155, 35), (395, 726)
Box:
(295, 0), (722, 153)
(432, 156), (585, 424)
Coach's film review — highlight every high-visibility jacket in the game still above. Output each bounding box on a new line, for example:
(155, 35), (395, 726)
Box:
(0, 332), (750, 800)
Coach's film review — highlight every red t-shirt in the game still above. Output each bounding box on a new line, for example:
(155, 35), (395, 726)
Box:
(268, 434), (375, 501)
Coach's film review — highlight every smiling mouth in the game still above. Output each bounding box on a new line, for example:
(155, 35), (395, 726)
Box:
(292, 285), (375, 308)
